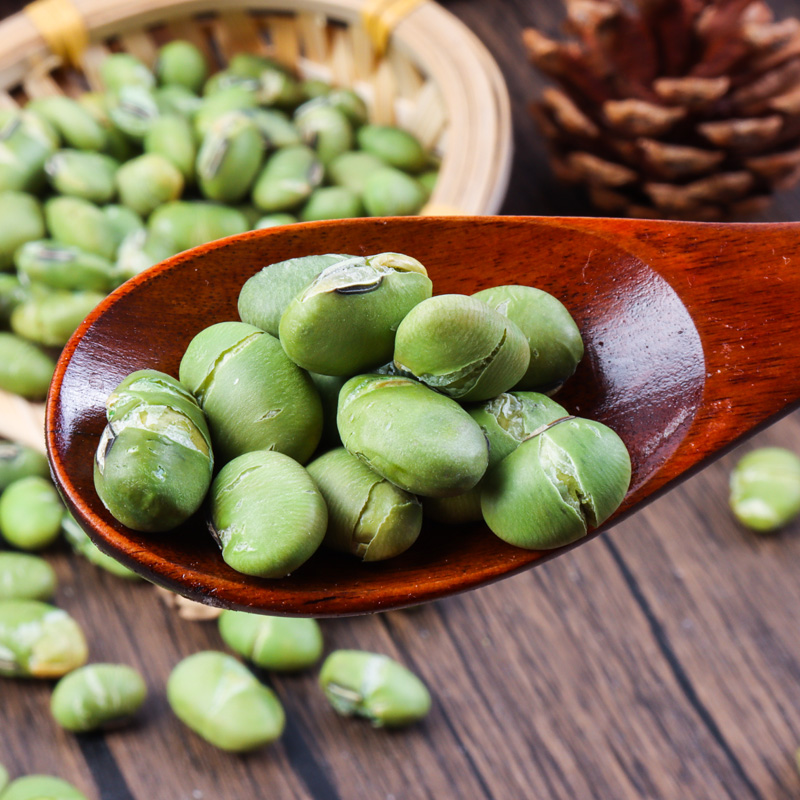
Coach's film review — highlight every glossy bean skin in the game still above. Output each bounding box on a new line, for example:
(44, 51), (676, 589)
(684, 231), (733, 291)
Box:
(0, 273), (23, 324)
(100, 53), (155, 92)
(167, 651), (285, 751)
(218, 611), (323, 671)
(0, 600), (88, 678)
(319, 650), (431, 727)
(51, 663), (147, 732)
(0, 476), (63, 551)
(299, 186), (362, 221)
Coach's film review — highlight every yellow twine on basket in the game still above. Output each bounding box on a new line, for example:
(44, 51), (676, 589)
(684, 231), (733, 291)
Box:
(362, 0), (424, 55)
(24, 0), (88, 68)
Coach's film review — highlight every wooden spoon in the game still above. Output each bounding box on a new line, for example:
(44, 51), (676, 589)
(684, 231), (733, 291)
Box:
(46, 216), (800, 616)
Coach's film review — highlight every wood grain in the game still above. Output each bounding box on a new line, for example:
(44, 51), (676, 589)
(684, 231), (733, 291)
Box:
(4, 1), (800, 799)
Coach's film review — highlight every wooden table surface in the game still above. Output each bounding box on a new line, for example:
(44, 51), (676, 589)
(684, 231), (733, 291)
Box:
(4, 1), (800, 799)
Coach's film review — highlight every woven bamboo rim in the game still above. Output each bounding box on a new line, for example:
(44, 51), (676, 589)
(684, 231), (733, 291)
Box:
(0, 0), (512, 451)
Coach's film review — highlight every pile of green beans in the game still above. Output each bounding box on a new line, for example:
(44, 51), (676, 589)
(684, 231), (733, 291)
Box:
(0, 43), (437, 400)
(94, 250), (632, 579)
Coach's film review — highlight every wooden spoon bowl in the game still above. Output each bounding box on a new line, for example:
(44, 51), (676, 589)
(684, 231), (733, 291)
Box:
(46, 216), (800, 616)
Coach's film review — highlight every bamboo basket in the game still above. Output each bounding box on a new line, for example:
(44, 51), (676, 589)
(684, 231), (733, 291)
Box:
(0, 0), (513, 452)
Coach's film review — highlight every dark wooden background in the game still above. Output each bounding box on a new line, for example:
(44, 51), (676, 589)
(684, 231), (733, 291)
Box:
(4, 1), (800, 799)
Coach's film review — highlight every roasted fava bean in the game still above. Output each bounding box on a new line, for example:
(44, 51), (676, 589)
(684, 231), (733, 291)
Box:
(115, 153), (184, 217)
(299, 186), (362, 221)
(328, 150), (386, 196)
(155, 40), (207, 93)
(209, 450), (327, 578)
(0, 442), (49, 491)
(357, 124), (427, 173)
(0, 600), (88, 678)
(44, 149), (119, 204)
(338, 374), (488, 497)
(0, 273), (23, 323)
(0, 552), (56, 601)
(11, 289), (106, 347)
(44, 196), (117, 260)
(51, 663), (147, 732)
(319, 650), (431, 727)
(62, 511), (140, 579)
(100, 53), (155, 92)
(362, 167), (426, 216)
(237, 253), (348, 336)
(143, 114), (197, 182)
(0, 111), (57, 194)
(0, 333), (55, 399)
(93, 369), (213, 532)
(279, 253), (432, 376)
(0, 191), (45, 269)
(481, 416), (631, 550)
(168, 651), (285, 751)
(307, 447), (422, 561)
(179, 321), (322, 463)
(251, 145), (323, 212)
(196, 112), (263, 203)
(0, 476), (63, 551)
(473, 285), (584, 393)
(394, 294), (530, 402)
(218, 611), (323, 671)
(28, 96), (108, 152)
(0, 775), (89, 800)
(148, 200), (249, 252)
(468, 391), (569, 467)
(729, 447), (800, 532)
(295, 104), (353, 165)
(15, 240), (114, 292)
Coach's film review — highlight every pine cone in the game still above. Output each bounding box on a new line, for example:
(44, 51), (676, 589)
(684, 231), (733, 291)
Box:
(525, 0), (800, 220)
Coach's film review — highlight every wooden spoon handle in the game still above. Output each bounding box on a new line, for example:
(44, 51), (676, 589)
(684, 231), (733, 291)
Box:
(543, 216), (800, 466)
